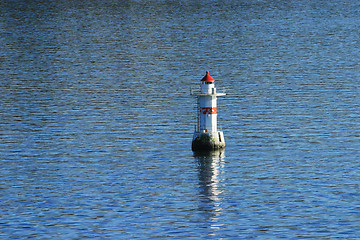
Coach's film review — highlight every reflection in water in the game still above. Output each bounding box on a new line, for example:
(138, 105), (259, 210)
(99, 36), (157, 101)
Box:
(194, 150), (225, 234)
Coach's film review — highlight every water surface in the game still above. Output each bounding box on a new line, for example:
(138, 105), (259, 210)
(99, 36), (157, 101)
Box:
(1, 0), (359, 239)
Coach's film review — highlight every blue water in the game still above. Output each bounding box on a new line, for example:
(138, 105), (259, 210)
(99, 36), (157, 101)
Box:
(1, 0), (360, 239)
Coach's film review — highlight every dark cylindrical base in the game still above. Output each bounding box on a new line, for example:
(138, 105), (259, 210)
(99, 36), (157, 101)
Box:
(192, 131), (225, 151)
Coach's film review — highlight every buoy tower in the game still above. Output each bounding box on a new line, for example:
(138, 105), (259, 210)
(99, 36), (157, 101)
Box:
(191, 71), (226, 151)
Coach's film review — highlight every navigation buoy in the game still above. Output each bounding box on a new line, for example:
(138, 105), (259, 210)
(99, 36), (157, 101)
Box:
(190, 71), (226, 151)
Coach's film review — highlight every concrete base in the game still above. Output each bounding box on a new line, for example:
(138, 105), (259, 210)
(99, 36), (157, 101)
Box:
(192, 131), (225, 151)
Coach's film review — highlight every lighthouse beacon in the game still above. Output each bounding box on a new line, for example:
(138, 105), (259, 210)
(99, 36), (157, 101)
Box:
(191, 71), (226, 151)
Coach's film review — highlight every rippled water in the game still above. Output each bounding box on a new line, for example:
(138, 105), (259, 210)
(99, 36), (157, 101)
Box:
(1, 0), (360, 239)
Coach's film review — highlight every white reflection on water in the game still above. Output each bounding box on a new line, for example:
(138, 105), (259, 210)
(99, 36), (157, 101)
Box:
(195, 150), (225, 233)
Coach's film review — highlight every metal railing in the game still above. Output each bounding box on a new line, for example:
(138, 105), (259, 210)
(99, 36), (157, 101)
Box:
(190, 86), (226, 96)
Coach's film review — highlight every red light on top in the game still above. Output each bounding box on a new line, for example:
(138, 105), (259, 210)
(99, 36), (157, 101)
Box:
(201, 71), (214, 82)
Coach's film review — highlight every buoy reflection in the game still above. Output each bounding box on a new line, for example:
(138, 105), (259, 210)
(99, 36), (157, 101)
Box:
(194, 149), (225, 232)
